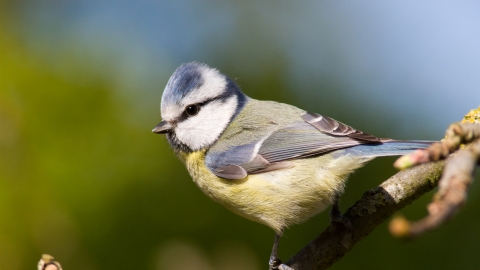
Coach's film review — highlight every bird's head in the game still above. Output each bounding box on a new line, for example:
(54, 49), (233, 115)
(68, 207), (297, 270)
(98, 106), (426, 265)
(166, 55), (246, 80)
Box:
(153, 62), (247, 153)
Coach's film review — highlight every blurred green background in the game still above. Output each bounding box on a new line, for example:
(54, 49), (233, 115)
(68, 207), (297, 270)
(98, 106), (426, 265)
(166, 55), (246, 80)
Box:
(1, 1), (479, 269)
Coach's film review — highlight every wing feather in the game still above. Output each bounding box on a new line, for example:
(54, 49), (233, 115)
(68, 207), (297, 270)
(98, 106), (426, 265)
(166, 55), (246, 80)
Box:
(206, 112), (385, 180)
(301, 112), (381, 141)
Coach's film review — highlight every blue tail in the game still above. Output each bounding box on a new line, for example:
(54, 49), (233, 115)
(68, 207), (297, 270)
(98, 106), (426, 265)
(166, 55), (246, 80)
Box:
(344, 140), (434, 157)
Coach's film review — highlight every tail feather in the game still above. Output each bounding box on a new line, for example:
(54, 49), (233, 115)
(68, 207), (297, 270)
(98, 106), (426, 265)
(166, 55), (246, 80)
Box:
(344, 140), (434, 157)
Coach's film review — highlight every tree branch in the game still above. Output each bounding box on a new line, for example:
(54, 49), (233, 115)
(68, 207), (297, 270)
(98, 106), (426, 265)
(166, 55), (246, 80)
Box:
(284, 161), (444, 270)
(390, 139), (480, 238)
(390, 119), (480, 238)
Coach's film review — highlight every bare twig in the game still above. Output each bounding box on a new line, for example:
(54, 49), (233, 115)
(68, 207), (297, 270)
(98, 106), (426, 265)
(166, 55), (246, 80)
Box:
(389, 107), (480, 238)
(390, 137), (480, 238)
(394, 123), (480, 169)
(394, 107), (480, 169)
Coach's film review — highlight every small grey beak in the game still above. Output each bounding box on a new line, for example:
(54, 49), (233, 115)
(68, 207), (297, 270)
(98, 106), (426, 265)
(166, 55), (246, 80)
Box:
(152, 120), (175, 134)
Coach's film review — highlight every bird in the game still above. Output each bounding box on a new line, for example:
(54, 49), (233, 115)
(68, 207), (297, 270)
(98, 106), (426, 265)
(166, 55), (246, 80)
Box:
(152, 62), (432, 270)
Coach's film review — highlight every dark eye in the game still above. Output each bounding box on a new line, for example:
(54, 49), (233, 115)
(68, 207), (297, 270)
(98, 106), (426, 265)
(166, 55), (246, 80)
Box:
(185, 104), (199, 116)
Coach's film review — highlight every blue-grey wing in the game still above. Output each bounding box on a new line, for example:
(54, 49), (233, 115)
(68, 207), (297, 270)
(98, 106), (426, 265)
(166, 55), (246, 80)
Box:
(205, 142), (261, 179)
(258, 122), (376, 162)
(206, 112), (384, 180)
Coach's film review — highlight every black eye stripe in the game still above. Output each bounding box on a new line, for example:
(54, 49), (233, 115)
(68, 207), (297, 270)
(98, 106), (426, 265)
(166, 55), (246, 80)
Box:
(176, 91), (235, 122)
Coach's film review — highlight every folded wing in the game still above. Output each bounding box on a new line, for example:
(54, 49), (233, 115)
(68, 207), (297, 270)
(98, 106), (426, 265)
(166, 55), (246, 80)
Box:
(206, 112), (386, 180)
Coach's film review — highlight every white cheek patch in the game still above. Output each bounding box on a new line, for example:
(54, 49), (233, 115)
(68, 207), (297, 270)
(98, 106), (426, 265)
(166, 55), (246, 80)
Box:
(175, 96), (238, 150)
(181, 66), (227, 107)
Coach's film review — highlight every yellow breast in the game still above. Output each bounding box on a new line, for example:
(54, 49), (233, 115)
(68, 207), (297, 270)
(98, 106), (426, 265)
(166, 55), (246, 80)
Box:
(180, 150), (367, 234)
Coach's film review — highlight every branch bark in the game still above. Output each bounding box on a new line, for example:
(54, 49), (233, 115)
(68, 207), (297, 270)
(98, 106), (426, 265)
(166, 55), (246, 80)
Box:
(284, 161), (444, 270)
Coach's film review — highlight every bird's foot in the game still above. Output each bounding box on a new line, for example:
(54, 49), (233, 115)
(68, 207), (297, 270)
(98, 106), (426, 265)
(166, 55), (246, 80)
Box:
(330, 212), (352, 230)
(269, 256), (282, 270)
(330, 201), (352, 230)
(269, 256), (294, 270)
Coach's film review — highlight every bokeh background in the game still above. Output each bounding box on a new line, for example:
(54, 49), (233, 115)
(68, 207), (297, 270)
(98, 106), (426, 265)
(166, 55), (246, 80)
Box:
(1, 1), (479, 269)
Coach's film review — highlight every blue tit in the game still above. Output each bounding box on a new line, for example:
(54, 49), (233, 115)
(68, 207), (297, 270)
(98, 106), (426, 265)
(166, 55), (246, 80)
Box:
(152, 62), (432, 270)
